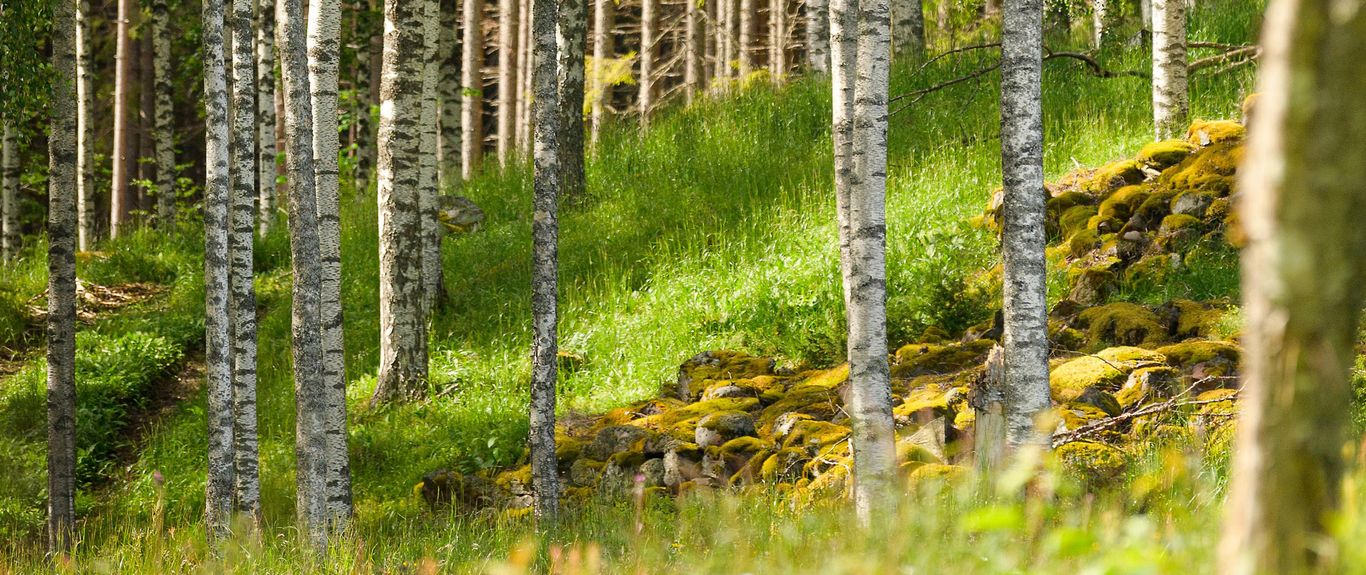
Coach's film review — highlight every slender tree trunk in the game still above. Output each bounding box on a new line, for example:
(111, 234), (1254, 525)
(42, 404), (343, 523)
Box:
(258, 0), (279, 235)
(463, 0), (486, 178)
(807, 0), (830, 73)
(203, 0), (237, 542)
(1090, 0), (1106, 48)
(705, 0), (718, 81)
(1151, 0), (1187, 139)
(438, 0), (463, 191)
(112, 0), (134, 238)
(77, 0), (95, 251)
(891, 0), (923, 60)
(307, 0), (353, 539)
(1, 124), (17, 261)
(1000, 0), (1050, 452)
(640, 0), (657, 124)
(278, 0), (329, 549)
(139, 26), (156, 217)
(590, 0), (613, 146)
(769, 0), (786, 82)
(684, 0), (703, 100)
(558, 0), (588, 196)
(830, 0), (855, 301)
(1140, 0), (1151, 30)
(372, 0), (430, 404)
(420, 0), (445, 310)
(45, 0), (78, 554)
(498, 0), (520, 164)
(153, 0), (176, 228)
(717, 0), (732, 84)
(353, 0), (378, 193)
(517, 0), (534, 154)
(1219, 1), (1366, 572)
(739, 0), (755, 75)
(529, 0), (562, 521)
(846, 0), (896, 524)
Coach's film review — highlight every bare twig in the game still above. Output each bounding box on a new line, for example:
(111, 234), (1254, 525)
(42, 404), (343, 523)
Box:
(1050, 375), (1240, 447)
(1190, 45), (1261, 72)
(1189, 41), (1254, 51)
(1044, 48), (1150, 79)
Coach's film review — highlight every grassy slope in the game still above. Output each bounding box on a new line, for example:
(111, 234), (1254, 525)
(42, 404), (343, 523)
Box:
(1, 1), (1274, 570)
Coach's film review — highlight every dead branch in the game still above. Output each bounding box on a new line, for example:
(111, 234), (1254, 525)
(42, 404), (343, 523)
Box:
(1190, 45), (1261, 72)
(1050, 375), (1240, 448)
(1044, 48), (1150, 79)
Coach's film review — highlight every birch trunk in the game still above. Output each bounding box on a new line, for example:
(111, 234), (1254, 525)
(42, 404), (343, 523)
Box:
(112, 0), (134, 238)
(277, 0), (329, 548)
(307, 0), (353, 537)
(590, 0), (613, 146)
(891, 0), (923, 60)
(640, 0), (657, 124)
(438, 0), (463, 190)
(517, 0), (534, 154)
(558, 0), (588, 197)
(462, 0), (486, 178)
(1000, 0), (1051, 451)
(529, 0), (562, 521)
(705, 0), (718, 81)
(77, 0), (95, 251)
(497, 0), (519, 164)
(806, 0), (829, 73)
(829, 0), (855, 301)
(684, 0), (703, 100)
(153, 0), (176, 228)
(1089, 0), (1106, 48)
(46, 0), (78, 553)
(372, 0), (430, 404)
(717, 0), (732, 83)
(1, 124), (17, 261)
(140, 28), (155, 216)
(354, 0), (379, 193)
(258, 0), (279, 235)
(847, 0), (897, 524)
(1219, 1), (1366, 572)
(1140, 0), (1151, 30)
(769, 0), (787, 82)
(203, 0), (237, 542)
(1151, 0), (1187, 140)
(739, 0), (755, 76)
(420, 0), (446, 310)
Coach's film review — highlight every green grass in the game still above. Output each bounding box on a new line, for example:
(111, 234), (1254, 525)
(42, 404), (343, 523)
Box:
(0, 0), (1266, 569)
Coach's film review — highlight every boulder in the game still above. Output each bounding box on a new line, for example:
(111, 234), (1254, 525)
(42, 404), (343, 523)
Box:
(695, 411), (757, 448)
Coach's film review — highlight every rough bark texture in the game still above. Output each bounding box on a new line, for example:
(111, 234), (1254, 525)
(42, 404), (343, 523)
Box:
(829, 0), (856, 301)
(1151, 0), (1187, 140)
(373, 0), (430, 404)
(558, 0), (588, 197)
(590, 0), (613, 145)
(769, 0), (787, 82)
(112, 0), (134, 238)
(153, 0), (176, 228)
(307, 0), (353, 538)
(258, 0), (279, 235)
(1218, 1), (1366, 573)
(684, 0), (703, 100)
(717, 0), (733, 83)
(77, 0), (95, 251)
(277, 0), (328, 549)
(847, 0), (897, 524)
(529, 0), (562, 521)
(438, 0), (463, 191)
(498, 0), (520, 164)
(229, 0), (262, 529)
(739, 0), (756, 75)
(46, 0), (78, 553)
(420, 0), (445, 310)
(640, 0), (657, 124)
(807, 0), (830, 73)
(203, 0), (237, 542)
(973, 346), (1007, 475)
(462, 0), (486, 178)
(354, 0), (378, 193)
(999, 0), (1051, 452)
(891, 0), (923, 60)
(1, 123), (17, 261)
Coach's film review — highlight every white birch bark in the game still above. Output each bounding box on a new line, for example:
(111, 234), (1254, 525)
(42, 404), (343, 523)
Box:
(420, 0), (445, 310)
(769, 0), (787, 82)
(517, 0), (534, 154)
(739, 0), (755, 76)
(590, 0), (613, 146)
(498, 0), (520, 164)
(829, 0), (855, 302)
(640, 0), (657, 124)
(807, 0), (829, 73)
(77, 0), (95, 251)
(462, 0), (486, 178)
(891, 0), (923, 60)
(153, 0), (176, 228)
(999, 0), (1051, 451)
(1219, 1), (1366, 572)
(258, 0), (279, 236)
(1089, 0), (1106, 48)
(529, 0), (562, 521)
(684, 0), (703, 100)
(1151, 0), (1187, 140)
(1, 123), (17, 261)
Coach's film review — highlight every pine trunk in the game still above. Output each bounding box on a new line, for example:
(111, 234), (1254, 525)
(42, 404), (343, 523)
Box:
(372, 0), (431, 404)
(307, 0), (353, 537)
(153, 0), (176, 228)
(847, 0), (896, 524)
(1151, 0), (1187, 139)
(2, 123), (17, 261)
(1219, 1), (1366, 572)
(999, 0), (1051, 451)
(462, 0), (486, 178)
(684, 0), (703, 100)
(46, 0), (79, 553)
(112, 0), (134, 238)
(807, 0), (829, 73)
(420, 0), (445, 310)
(640, 0), (656, 124)
(769, 0), (786, 82)
(590, 0), (613, 146)
(77, 0), (96, 251)
(529, 0), (562, 521)
(558, 0), (588, 197)
(203, 0), (237, 542)
(258, 0), (279, 235)
(438, 0), (463, 190)
(498, 0), (520, 164)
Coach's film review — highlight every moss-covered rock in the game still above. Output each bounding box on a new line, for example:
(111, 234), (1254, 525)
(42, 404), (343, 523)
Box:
(1137, 139), (1197, 169)
(695, 411), (757, 448)
(906, 463), (966, 487)
(1155, 340), (1241, 377)
(677, 350), (777, 400)
(781, 420), (851, 452)
(1059, 402), (1112, 431)
(1085, 159), (1145, 196)
(630, 397), (761, 440)
(1056, 441), (1127, 488)
(891, 340), (994, 378)
(569, 459), (606, 488)
(1059, 204), (1100, 241)
(1185, 119), (1246, 146)
(1067, 265), (1117, 306)
(585, 425), (658, 461)
(1050, 347), (1166, 401)
(1076, 302), (1169, 350)
(760, 448), (810, 482)
(1098, 185), (1150, 223)
(1158, 141), (1243, 198)
(1115, 366), (1180, 408)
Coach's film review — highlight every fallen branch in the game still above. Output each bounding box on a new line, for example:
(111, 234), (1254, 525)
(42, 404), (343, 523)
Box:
(1191, 45), (1261, 72)
(1044, 48), (1150, 79)
(1050, 375), (1240, 448)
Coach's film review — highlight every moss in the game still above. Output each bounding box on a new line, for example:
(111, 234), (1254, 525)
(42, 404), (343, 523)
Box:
(1158, 141), (1243, 197)
(1086, 213), (1125, 236)
(893, 384), (961, 420)
(1160, 213), (1202, 234)
(1196, 388), (1238, 417)
(715, 436), (772, 458)
(1168, 300), (1224, 339)
(906, 464), (966, 487)
(1059, 204), (1099, 239)
(760, 448), (810, 482)
(781, 420), (850, 451)
(1098, 185), (1150, 223)
(1155, 340), (1241, 371)
(1076, 303), (1169, 350)
(1131, 188), (1178, 229)
(1050, 347), (1165, 402)
(700, 375), (787, 403)
(1185, 119), (1246, 146)
(757, 378), (844, 434)
(1067, 265), (1117, 306)
(891, 340), (993, 378)
(1059, 402), (1112, 430)
(630, 397), (761, 437)
(495, 465), (533, 491)
(1085, 159), (1144, 196)
(569, 459), (606, 487)
(679, 350), (776, 399)
(1067, 228), (1102, 259)
(1137, 139), (1197, 169)
(1056, 441), (1127, 488)
(1115, 366), (1180, 408)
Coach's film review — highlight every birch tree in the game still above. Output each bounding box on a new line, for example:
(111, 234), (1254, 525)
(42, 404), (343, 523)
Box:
(590, 0), (613, 146)
(153, 0), (176, 227)
(354, 0), (379, 193)
(769, 0), (787, 82)
(806, 0), (829, 73)
(717, 0), (733, 84)
(640, 0), (657, 123)
(112, 0), (134, 238)
(371, 0), (430, 403)
(739, 0), (756, 75)
(77, 0), (95, 251)
(1089, 0), (1106, 48)
(46, 0), (78, 553)
(558, 0), (588, 196)
(462, 0), (485, 178)
(891, 0), (923, 60)
(684, 0), (703, 100)
(1151, 0), (1187, 140)
(1, 123), (16, 261)
(845, 0), (897, 524)
(529, 0), (562, 521)
(203, 0), (237, 541)
(307, 0), (353, 537)
(258, 0), (279, 235)
(999, 0), (1051, 452)
(420, 0), (445, 309)
(438, 0), (462, 190)
(517, 0), (534, 152)
(498, 0), (520, 164)
(1219, 1), (1366, 572)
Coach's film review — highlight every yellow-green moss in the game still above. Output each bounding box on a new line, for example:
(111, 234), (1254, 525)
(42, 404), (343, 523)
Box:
(781, 420), (850, 450)
(1155, 340), (1241, 371)
(1185, 119), (1246, 146)
(1160, 213), (1202, 235)
(1067, 228), (1102, 259)
(1115, 366), (1180, 408)
(891, 340), (993, 378)
(906, 464), (966, 487)
(1077, 303), (1169, 350)
(1050, 347), (1165, 402)
(1085, 159), (1144, 196)
(1086, 213), (1124, 236)
(1095, 346), (1167, 364)
(1059, 402), (1111, 430)
(1055, 441), (1127, 488)
(757, 383), (843, 434)
(1196, 388), (1238, 417)
(1132, 188), (1179, 227)
(760, 448), (810, 482)
(1067, 265), (1118, 305)
(716, 436), (772, 457)
(893, 384), (960, 420)
(495, 465), (533, 490)
(1098, 185), (1150, 222)
(1137, 139), (1197, 169)
(1059, 204), (1099, 240)
(1158, 141), (1243, 197)
(630, 397), (761, 437)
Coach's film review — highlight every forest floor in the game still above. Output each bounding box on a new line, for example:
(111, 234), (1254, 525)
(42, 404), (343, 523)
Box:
(13, 0), (1366, 572)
